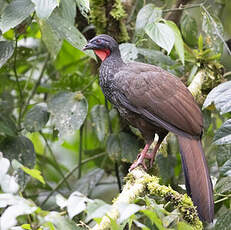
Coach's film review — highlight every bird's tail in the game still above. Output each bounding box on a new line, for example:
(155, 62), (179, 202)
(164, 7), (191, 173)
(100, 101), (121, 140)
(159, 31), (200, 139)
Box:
(177, 136), (214, 222)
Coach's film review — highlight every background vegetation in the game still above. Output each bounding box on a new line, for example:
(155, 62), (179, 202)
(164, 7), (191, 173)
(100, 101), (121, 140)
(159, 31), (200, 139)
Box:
(0, 0), (231, 229)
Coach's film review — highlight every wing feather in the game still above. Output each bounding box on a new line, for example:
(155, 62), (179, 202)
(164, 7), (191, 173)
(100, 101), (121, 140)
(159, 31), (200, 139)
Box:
(115, 62), (203, 137)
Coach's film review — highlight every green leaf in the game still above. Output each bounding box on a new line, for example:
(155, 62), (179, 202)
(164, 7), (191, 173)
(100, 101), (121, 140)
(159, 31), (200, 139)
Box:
(0, 0), (34, 33)
(135, 4), (162, 33)
(119, 132), (139, 163)
(145, 22), (175, 54)
(198, 34), (203, 51)
(203, 81), (231, 114)
(91, 105), (108, 142)
(106, 132), (139, 163)
(166, 20), (184, 64)
(60, 0), (76, 24)
(86, 199), (111, 222)
(119, 43), (138, 63)
(141, 209), (165, 230)
(0, 155), (10, 180)
(215, 209), (231, 230)
(66, 191), (91, 219)
(23, 103), (49, 132)
(47, 11), (95, 59)
(177, 221), (194, 230)
(76, 0), (89, 18)
(216, 145), (231, 167)
(0, 113), (17, 137)
(117, 203), (142, 223)
(220, 159), (231, 176)
(44, 212), (84, 230)
(48, 92), (88, 138)
(202, 10), (224, 54)
(0, 136), (36, 188)
(215, 176), (231, 194)
(31, 0), (58, 19)
(21, 166), (45, 184)
(39, 19), (63, 59)
(0, 41), (14, 68)
(214, 119), (231, 145)
(180, 14), (198, 47)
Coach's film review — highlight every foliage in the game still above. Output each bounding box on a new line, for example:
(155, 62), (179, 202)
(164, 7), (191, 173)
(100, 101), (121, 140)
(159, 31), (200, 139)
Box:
(0, 0), (231, 229)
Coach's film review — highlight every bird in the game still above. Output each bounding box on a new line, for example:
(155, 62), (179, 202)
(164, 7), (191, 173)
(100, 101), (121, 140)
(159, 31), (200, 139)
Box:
(83, 34), (214, 222)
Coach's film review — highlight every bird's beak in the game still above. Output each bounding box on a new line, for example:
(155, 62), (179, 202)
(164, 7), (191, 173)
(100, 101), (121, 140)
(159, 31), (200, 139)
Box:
(83, 42), (95, 51)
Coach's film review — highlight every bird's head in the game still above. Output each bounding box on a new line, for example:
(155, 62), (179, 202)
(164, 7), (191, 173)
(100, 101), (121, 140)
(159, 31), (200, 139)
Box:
(83, 34), (119, 61)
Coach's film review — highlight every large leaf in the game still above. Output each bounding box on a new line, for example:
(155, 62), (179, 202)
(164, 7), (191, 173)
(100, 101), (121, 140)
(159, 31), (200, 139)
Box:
(0, 202), (36, 230)
(91, 105), (108, 142)
(215, 176), (231, 194)
(202, 9), (224, 54)
(66, 191), (91, 219)
(48, 92), (88, 137)
(119, 43), (138, 63)
(47, 12), (95, 59)
(76, 0), (89, 18)
(166, 20), (184, 64)
(180, 14), (198, 47)
(106, 132), (139, 163)
(23, 103), (49, 132)
(85, 199), (111, 222)
(215, 209), (231, 230)
(39, 19), (63, 59)
(214, 119), (231, 145)
(141, 209), (165, 230)
(60, 0), (76, 24)
(135, 4), (162, 33)
(220, 159), (231, 177)
(203, 81), (231, 114)
(216, 145), (231, 167)
(44, 212), (83, 230)
(31, 0), (58, 19)
(0, 113), (17, 137)
(0, 41), (14, 68)
(145, 22), (175, 54)
(0, 0), (34, 33)
(72, 169), (104, 195)
(0, 136), (36, 187)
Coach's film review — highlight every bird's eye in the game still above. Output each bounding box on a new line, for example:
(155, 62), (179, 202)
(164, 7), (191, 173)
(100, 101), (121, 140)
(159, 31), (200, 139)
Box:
(96, 39), (101, 43)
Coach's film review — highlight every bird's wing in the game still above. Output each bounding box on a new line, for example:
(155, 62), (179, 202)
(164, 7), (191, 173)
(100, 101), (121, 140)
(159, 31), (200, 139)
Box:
(114, 62), (203, 137)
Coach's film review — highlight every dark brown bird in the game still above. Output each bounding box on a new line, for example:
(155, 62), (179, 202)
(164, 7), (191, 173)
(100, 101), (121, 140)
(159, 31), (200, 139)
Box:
(83, 34), (214, 222)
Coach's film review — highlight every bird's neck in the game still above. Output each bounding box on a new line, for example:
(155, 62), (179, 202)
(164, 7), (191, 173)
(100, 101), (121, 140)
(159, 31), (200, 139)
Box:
(99, 49), (124, 99)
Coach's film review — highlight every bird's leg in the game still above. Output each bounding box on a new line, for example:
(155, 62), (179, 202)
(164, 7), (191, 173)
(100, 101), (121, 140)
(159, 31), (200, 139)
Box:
(129, 142), (151, 172)
(145, 136), (165, 168)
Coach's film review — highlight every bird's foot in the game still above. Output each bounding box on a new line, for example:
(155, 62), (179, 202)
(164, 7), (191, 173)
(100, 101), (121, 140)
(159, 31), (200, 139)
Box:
(128, 157), (148, 172)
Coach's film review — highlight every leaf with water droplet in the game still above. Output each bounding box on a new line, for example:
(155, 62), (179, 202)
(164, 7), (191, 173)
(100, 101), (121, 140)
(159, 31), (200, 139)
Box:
(0, 0), (35, 33)
(48, 91), (88, 138)
(0, 41), (14, 68)
(23, 103), (49, 132)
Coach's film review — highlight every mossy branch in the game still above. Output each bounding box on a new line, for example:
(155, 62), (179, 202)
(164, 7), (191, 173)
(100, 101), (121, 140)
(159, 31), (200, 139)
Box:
(92, 68), (222, 230)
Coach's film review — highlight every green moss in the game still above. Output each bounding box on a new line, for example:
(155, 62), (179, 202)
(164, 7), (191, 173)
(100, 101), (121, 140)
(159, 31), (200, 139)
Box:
(143, 174), (202, 229)
(110, 0), (126, 20)
(90, 0), (107, 34)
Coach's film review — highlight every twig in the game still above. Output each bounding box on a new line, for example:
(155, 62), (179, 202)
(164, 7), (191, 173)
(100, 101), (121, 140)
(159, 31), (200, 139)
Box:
(105, 99), (122, 192)
(78, 125), (84, 179)
(21, 54), (50, 117)
(163, 2), (205, 13)
(41, 152), (106, 207)
(39, 131), (71, 190)
(14, 36), (24, 128)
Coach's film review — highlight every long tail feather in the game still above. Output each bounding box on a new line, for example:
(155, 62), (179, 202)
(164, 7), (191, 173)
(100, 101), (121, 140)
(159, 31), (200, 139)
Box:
(177, 136), (214, 222)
